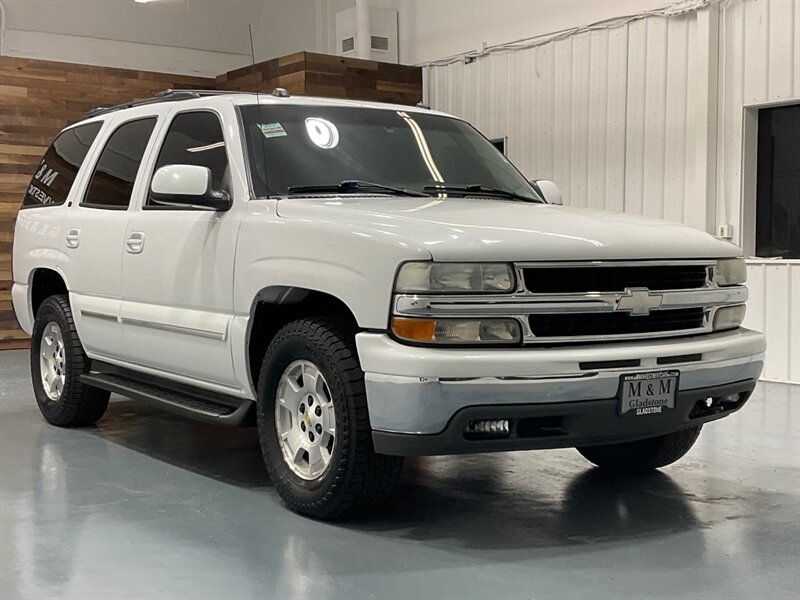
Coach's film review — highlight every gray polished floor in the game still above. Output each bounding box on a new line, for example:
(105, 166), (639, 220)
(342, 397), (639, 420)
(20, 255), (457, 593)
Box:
(1, 349), (798, 600)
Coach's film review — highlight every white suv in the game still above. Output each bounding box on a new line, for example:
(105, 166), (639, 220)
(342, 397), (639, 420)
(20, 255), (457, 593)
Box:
(12, 89), (765, 519)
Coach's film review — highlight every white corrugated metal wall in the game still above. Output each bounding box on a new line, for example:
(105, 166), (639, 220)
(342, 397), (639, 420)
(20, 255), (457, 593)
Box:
(717, 0), (800, 384)
(425, 0), (800, 383)
(717, 0), (800, 233)
(745, 261), (800, 382)
(425, 9), (704, 224)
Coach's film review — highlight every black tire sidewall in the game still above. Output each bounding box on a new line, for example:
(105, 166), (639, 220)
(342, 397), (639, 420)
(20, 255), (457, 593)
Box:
(577, 425), (703, 471)
(258, 326), (356, 509)
(31, 296), (81, 423)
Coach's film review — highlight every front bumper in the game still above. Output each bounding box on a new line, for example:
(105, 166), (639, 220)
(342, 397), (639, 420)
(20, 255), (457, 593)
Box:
(355, 328), (766, 455)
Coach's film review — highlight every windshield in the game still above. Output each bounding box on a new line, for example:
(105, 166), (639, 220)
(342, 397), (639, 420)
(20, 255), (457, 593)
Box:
(239, 104), (542, 201)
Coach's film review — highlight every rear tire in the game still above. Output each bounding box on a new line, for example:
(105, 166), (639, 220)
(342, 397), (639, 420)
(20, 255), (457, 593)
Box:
(30, 295), (110, 426)
(257, 317), (403, 519)
(576, 426), (702, 472)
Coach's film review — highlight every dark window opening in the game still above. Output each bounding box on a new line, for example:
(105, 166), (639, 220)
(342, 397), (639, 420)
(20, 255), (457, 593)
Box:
(490, 138), (506, 155)
(21, 122), (102, 209)
(82, 117), (157, 210)
(756, 104), (800, 259)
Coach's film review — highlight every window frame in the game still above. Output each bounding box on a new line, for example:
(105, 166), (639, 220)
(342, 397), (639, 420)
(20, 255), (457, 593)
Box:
(20, 120), (104, 210)
(80, 115), (160, 211)
(741, 99), (800, 261)
(143, 108), (231, 211)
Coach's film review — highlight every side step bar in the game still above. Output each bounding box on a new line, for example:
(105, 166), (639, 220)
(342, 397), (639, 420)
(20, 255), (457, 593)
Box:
(81, 372), (254, 426)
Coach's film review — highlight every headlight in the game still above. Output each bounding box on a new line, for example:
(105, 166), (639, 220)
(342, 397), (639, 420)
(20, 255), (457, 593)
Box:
(713, 305), (746, 331)
(395, 262), (514, 293)
(714, 258), (747, 286)
(391, 317), (522, 345)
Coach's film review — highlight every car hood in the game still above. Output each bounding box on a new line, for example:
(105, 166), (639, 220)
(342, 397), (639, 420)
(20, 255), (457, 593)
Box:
(275, 196), (741, 261)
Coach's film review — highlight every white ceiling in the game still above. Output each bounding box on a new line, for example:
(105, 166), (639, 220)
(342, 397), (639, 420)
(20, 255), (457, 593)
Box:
(3, 0), (266, 56)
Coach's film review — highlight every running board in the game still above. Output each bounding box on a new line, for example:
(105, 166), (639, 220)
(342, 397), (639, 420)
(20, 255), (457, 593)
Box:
(81, 372), (253, 426)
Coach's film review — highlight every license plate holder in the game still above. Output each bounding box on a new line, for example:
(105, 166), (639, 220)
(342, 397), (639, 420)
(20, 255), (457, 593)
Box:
(618, 370), (680, 417)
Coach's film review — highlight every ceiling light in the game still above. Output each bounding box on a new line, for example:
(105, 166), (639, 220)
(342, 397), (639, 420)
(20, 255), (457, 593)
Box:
(305, 117), (339, 149)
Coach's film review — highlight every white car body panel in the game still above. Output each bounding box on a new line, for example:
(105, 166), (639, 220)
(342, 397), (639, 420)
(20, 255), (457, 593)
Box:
(274, 197), (742, 262)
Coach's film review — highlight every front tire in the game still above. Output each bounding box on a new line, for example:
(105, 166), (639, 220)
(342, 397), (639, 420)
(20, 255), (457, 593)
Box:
(576, 426), (702, 472)
(257, 317), (403, 519)
(30, 295), (110, 426)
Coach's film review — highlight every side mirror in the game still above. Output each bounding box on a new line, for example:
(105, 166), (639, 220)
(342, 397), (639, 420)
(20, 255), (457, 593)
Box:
(150, 164), (231, 211)
(531, 179), (562, 205)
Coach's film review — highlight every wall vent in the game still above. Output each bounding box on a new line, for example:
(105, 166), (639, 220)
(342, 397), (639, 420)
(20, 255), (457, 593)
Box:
(335, 7), (398, 63)
(371, 36), (390, 51)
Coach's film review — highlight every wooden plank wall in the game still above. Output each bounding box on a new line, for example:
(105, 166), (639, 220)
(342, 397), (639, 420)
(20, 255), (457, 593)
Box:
(0, 56), (214, 349)
(217, 51), (423, 105)
(0, 52), (421, 350)
(215, 51), (307, 94)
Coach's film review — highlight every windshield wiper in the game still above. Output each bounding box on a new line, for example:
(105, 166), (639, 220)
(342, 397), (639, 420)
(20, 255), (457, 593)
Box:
(423, 184), (540, 202)
(287, 180), (430, 197)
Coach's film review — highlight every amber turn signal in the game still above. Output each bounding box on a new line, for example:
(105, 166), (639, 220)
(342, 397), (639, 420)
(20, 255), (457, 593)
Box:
(391, 317), (436, 342)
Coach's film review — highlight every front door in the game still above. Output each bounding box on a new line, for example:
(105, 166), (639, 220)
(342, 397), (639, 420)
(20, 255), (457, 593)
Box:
(120, 109), (243, 391)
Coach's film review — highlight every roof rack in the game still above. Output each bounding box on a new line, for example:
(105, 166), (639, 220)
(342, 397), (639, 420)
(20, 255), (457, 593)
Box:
(81, 89), (256, 120)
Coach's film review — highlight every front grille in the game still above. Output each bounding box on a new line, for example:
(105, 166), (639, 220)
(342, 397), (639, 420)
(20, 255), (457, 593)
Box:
(523, 265), (708, 294)
(528, 308), (705, 338)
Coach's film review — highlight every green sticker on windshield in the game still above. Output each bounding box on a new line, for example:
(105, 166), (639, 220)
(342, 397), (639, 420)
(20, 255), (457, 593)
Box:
(259, 122), (287, 138)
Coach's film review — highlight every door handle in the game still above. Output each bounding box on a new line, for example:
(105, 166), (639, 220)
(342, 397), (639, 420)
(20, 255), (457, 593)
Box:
(65, 228), (80, 249)
(125, 232), (145, 254)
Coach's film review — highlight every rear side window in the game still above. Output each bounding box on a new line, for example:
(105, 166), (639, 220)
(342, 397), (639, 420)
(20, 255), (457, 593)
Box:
(82, 117), (157, 209)
(21, 122), (102, 209)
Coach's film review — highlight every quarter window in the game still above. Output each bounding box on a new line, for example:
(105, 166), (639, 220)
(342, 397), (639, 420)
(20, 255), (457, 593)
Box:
(149, 111), (229, 206)
(21, 122), (102, 209)
(83, 117), (157, 209)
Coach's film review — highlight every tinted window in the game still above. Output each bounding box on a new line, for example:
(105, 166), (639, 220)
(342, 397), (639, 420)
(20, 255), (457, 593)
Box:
(83, 117), (157, 209)
(756, 104), (800, 258)
(21, 122), (102, 209)
(239, 105), (540, 201)
(149, 111), (229, 206)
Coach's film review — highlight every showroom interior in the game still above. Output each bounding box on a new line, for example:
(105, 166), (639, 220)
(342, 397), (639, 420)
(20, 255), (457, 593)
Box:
(0, 0), (798, 598)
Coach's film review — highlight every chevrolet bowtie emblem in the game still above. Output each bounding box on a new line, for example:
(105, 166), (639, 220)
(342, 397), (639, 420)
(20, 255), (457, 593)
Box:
(615, 288), (663, 316)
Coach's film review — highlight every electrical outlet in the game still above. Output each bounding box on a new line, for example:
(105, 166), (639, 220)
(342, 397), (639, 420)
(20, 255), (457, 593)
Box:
(717, 224), (734, 239)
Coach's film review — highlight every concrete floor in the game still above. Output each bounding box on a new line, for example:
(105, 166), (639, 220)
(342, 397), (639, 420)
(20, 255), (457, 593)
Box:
(1, 350), (798, 600)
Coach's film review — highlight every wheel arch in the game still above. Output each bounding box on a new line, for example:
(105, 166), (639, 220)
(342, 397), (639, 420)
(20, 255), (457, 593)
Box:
(245, 286), (361, 393)
(29, 267), (69, 318)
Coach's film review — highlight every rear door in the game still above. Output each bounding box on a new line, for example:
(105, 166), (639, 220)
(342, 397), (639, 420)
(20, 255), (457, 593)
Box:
(61, 116), (159, 360)
(119, 107), (244, 391)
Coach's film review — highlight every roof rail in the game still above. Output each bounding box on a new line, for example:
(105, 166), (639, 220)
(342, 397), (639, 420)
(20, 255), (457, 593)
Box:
(81, 89), (255, 120)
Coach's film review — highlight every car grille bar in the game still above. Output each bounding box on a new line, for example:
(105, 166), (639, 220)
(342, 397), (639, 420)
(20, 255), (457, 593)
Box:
(528, 308), (706, 338)
(522, 264), (708, 294)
